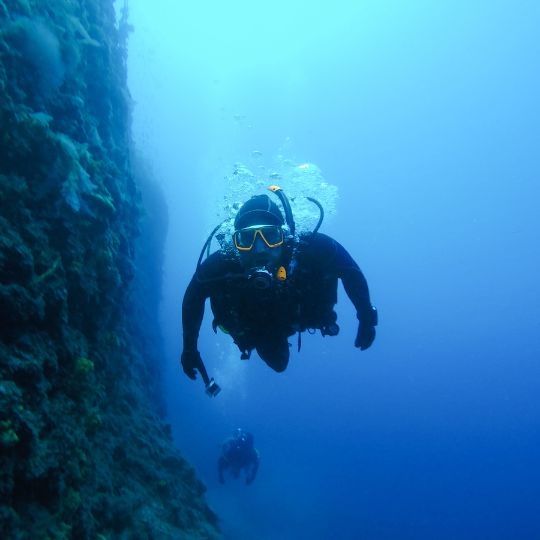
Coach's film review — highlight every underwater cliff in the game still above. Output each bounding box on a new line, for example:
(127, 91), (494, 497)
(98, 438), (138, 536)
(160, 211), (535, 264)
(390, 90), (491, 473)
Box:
(0, 1), (220, 538)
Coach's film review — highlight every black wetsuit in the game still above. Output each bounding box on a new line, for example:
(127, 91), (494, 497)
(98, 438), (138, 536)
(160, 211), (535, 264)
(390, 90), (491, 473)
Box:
(218, 437), (259, 484)
(182, 232), (375, 372)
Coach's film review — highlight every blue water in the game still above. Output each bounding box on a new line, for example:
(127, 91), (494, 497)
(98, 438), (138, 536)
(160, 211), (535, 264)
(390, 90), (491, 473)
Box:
(126, 1), (540, 538)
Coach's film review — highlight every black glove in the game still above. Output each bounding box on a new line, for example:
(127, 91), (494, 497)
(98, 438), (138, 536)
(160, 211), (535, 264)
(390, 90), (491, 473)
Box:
(181, 350), (202, 380)
(354, 306), (378, 351)
(355, 323), (376, 350)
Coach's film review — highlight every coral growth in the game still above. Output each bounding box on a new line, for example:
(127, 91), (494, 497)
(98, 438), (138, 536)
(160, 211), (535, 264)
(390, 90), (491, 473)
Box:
(0, 1), (220, 538)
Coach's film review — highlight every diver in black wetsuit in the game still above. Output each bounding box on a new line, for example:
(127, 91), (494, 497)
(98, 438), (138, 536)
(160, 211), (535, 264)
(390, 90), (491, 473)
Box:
(218, 428), (259, 486)
(181, 186), (378, 382)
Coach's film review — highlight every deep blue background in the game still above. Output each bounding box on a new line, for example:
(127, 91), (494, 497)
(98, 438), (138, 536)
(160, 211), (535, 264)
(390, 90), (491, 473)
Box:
(126, 1), (540, 538)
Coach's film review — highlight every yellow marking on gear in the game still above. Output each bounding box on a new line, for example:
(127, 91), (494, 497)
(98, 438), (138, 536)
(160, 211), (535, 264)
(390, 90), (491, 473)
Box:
(277, 266), (287, 281)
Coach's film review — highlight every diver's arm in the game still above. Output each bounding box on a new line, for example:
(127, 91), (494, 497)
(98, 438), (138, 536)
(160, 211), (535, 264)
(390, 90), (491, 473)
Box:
(180, 276), (208, 379)
(182, 254), (228, 379)
(327, 237), (378, 349)
(309, 234), (375, 318)
(182, 252), (225, 352)
(338, 256), (375, 322)
(329, 240), (375, 316)
(181, 275), (208, 352)
(246, 450), (259, 485)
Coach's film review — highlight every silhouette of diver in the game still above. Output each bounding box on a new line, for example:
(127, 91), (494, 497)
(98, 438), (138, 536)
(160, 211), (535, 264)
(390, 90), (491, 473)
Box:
(218, 428), (259, 485)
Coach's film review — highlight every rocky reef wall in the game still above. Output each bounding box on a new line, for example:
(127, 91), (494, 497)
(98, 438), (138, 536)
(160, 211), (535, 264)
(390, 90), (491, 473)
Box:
(0, 1), (220, 538)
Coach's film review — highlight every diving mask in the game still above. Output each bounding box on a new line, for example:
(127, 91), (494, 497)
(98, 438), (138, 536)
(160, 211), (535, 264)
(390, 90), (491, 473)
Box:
(234, 225), (284, 251)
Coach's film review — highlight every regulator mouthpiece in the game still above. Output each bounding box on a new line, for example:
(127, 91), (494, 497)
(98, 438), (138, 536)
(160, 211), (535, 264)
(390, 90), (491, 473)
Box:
(249, 268), (273, 290)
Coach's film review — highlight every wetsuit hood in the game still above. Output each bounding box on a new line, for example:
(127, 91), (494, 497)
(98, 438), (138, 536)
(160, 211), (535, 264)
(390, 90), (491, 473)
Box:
(234, 194), (285, 230)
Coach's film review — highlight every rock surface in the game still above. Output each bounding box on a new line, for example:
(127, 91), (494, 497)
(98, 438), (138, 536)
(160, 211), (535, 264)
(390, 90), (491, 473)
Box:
(0, 1), (220, 538)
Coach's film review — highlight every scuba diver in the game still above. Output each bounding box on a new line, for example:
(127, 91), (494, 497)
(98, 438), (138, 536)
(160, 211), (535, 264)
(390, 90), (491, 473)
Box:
(218, 428), (259, 486)
(181, 185), (378, 394)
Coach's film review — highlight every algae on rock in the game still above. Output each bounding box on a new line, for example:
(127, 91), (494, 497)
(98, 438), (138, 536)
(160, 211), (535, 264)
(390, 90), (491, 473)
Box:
(0, 1), (220, 538)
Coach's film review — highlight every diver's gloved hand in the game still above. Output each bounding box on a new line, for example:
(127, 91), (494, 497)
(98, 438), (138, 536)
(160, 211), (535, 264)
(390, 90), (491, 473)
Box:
(354, 306), (378, 351)
(181, 350), (202, 380)
(355, 323), (376, 350)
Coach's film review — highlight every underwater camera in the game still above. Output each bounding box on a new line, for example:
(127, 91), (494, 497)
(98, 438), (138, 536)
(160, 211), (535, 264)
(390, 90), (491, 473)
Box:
(205, 378), (221, 398)
(197, 361), (221, 398)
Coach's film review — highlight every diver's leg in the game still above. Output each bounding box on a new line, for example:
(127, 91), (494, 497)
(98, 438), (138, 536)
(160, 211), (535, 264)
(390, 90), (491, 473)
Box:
(218, 456), (226, 484)
(256, 336), (290, 372)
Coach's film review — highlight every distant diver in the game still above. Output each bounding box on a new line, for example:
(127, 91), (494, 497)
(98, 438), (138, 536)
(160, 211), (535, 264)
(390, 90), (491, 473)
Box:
(181, 185), (378, 395)
(218, 429), (259, 486)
